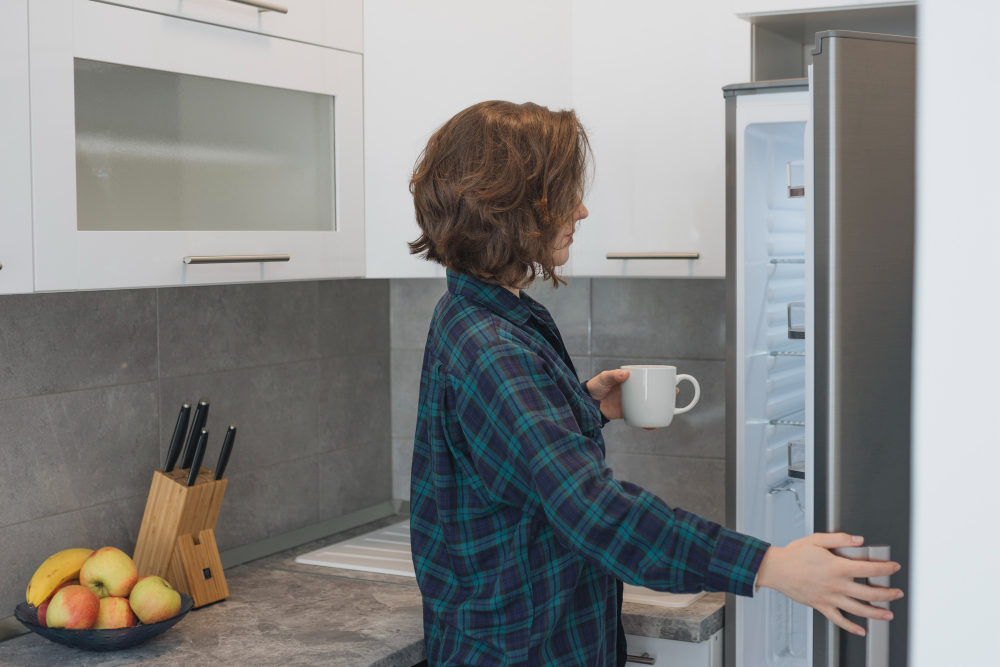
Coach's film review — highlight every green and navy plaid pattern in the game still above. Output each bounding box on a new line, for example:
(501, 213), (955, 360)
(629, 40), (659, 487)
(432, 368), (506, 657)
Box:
(410, 271), (769, 666)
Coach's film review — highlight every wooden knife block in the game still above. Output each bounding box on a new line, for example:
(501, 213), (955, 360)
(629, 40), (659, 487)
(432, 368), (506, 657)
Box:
(133, 468), (229, 608)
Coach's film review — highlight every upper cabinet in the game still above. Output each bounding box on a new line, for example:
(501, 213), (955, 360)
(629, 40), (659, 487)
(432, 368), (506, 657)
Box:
(27, 0), (363, 291)
(363, 0), (750, 279)
(0, 1), (34, 294)
(362, 0), (572, 279)
(568, 1), (750, 278)
(103, 0), (362, 53)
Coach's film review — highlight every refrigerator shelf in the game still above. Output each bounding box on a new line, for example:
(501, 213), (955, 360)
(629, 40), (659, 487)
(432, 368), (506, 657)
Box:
(770, 346), (805, 357)
(770, 409), (805, 426)
(770, 258), (805, 264)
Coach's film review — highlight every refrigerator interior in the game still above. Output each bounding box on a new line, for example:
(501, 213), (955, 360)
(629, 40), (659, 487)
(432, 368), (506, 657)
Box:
(736, 93), (810, 667)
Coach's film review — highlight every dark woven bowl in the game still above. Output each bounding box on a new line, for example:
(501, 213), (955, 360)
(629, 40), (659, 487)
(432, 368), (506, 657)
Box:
(14, 593), (193, 651)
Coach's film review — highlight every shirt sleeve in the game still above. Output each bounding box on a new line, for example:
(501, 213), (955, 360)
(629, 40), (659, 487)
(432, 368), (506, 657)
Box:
(452, 337), (769, 597)
(580, 381), (611, 428)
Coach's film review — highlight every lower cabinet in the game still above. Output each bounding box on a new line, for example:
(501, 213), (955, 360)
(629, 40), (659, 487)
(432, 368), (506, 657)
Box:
(625, 629), (723, 667)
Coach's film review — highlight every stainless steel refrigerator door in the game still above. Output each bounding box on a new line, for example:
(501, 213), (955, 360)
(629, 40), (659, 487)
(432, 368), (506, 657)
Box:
(812, 31), (915, 667)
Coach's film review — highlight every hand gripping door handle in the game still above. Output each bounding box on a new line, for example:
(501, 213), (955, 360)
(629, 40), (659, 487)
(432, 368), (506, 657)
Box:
(673, 375), (700, 415)
(832, 545), (891, 667)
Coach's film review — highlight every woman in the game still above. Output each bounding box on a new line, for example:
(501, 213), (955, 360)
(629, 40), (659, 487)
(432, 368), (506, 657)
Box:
(407, 101), (901, 666)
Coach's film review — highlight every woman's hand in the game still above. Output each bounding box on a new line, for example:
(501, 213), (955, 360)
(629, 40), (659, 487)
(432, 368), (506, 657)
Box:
(756, 533), (903, 636)
(586, 369), (630, 420)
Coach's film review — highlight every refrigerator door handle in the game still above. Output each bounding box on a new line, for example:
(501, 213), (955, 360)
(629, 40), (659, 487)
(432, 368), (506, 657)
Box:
(832, 545), (891, 667)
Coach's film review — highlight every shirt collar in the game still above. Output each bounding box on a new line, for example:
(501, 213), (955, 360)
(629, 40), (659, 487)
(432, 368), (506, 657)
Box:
(447, 270), (533, 327)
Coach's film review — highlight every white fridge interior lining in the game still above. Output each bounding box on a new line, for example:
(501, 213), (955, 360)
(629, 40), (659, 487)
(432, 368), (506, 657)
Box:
(735, 91), (811, 667)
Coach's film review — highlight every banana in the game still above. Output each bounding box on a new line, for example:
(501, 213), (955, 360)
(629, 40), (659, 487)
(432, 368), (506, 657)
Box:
(26, 548), (94, 606)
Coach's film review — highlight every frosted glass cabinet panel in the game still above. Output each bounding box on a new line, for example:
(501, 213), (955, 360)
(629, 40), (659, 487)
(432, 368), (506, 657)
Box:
(28, 0), (364, 291)
(75, 59), (336, 233)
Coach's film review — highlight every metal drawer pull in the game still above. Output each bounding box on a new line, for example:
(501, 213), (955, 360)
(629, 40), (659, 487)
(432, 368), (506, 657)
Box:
(184, 254), (290, 264)
(606, 253), (700, 260)
(225, 0), (288, 14)
(626, 654), (655, 665)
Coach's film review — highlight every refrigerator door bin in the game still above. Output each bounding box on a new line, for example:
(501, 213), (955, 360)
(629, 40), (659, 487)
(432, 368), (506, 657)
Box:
(787, 160), (805, 198)
(787, 438), (805, 479)
(787, 302), (806, 339)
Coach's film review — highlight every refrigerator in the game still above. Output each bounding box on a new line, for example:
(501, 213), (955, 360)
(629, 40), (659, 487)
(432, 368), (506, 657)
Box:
(723, 31), (916, 667)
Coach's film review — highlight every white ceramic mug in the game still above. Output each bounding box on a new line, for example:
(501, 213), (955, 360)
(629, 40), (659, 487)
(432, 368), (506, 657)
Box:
(620, 365), (701, 428)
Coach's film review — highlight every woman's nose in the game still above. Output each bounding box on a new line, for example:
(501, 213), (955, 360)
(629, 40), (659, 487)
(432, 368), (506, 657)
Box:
(576, 203), (589, 221)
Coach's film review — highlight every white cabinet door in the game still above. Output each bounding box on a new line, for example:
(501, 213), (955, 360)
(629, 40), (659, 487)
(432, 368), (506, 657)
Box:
(29, 0), (363, 290)
(570, 1), (750, 277)
(101, 0), (363, 53)
(0, 0), (34, 294)
(363, 0), (572, 279)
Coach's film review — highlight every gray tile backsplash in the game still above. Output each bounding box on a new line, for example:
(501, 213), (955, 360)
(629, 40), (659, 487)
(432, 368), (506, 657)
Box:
(389, 277), (727, 523)
(0, 279), (391, 615)
(158, 361), (319, 475)
(158, 281), (320, 378)
(318, 352), (392, 452)
(0, 289), (157, 401)
(390, 278), (446, 350)
(591, 278), (725, 360)
(0, 383), (159, 528)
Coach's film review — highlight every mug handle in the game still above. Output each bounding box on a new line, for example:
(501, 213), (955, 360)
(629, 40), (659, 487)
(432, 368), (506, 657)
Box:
(674, 375), (701, 414)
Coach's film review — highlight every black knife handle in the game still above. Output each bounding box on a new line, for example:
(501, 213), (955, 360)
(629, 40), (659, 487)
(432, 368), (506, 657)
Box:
(187, 429), (209, 487)
(181, 399), (209, 469)
(163, 403), (191, 473)
(215, 425), (237, 480)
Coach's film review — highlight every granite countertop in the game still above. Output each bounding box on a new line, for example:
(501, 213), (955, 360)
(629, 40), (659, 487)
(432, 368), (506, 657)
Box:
(0, 517), (726, 666)
(622, 593), (726, 643)
(0, 517), (426, 667)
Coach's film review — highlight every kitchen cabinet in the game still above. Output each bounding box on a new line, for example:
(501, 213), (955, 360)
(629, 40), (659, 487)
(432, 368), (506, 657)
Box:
(362, 0), (572, 279)
(0, 1), (34, 294)
(363, 1), (750, 279)
(568, 1), (750, 278)
(626, 630), (724, 666)
(101, 0), (362, 54)
(27, 0), (364, 291)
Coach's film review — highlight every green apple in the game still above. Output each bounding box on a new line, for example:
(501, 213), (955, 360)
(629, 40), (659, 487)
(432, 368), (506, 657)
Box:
(129, 576), (180, 624)
(80, 547), (138, 599)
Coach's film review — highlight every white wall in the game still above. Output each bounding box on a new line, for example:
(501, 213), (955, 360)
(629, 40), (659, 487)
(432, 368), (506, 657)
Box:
(363, 0), (572, 278)
(910, 1), (1000, 665)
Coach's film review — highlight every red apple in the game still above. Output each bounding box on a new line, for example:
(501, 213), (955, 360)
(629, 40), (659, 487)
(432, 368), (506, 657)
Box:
(80, 547), (138, 599)
(129, 576), (180, 624)
(94, 596), (136, 629)
(45, 585), (99, 629)
(36, 579), (77, 627)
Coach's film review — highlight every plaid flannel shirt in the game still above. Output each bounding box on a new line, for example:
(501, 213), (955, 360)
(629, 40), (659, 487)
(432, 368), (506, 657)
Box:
(410, 271), (769, 666)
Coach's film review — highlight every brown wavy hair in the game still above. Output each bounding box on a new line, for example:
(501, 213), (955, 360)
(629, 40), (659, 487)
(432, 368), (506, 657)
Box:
(408, 101), (591, 288)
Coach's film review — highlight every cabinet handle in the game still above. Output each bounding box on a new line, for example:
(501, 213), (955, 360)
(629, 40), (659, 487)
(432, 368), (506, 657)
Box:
(606, 253), (700, 260)
(225, 0), (288, 14)
(184, 254), (290, 264)
(626, 655), (656, 665)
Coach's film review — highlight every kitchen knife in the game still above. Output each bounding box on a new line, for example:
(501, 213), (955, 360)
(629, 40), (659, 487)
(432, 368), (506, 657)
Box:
(180, 398), (209, 469)
(186, 428), (209, 487)
(163, 402), (191, 473)
(214, 424), (237, 481)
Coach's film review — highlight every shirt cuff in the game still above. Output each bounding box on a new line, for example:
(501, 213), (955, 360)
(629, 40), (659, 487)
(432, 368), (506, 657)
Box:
(704, 526), (770, 597)
(580, 381), (611, 427)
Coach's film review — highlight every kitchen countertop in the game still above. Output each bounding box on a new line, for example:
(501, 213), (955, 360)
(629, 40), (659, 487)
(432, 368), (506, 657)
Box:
(0, 517), (726, 666)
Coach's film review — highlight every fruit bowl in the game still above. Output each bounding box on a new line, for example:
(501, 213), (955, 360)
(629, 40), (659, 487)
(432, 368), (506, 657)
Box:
(13, 593), (193, 652)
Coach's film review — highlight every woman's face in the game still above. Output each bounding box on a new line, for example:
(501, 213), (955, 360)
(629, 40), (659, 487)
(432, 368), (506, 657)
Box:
(552, 201), (589, 267)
